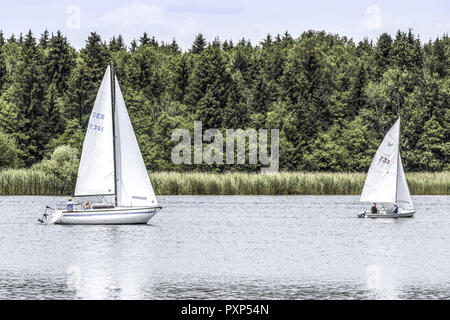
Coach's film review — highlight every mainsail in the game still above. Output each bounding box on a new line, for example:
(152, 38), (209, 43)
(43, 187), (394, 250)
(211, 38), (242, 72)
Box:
(360, 118), (412, 208)
(75, 66), (115, 196)
(74, 64), (158, 207)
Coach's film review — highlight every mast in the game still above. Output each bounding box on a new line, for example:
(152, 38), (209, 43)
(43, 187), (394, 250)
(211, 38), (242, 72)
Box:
(394, 114), (400, 204)
(394, 86), (400, 204)
(110, 61), (118, 206)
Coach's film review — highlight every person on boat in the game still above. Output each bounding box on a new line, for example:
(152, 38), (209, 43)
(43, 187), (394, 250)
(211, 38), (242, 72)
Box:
(66, 197), (74, 211)
(393, 203), (398, 214)
(371, 203), (378, 214)
(84, 201), (91, 210)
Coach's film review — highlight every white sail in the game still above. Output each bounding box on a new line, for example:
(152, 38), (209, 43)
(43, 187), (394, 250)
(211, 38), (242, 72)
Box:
(114, 76), (158, 207)
(75, 66), (115, 196)
(396, 154), (414, 208)
(360, 119), (400, 204)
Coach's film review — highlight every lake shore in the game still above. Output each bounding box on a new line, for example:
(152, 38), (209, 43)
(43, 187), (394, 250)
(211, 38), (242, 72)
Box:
(0, 170), (447, 196)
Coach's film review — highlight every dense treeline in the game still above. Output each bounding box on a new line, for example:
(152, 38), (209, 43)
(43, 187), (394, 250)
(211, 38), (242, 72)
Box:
(0, 29), (448, 172)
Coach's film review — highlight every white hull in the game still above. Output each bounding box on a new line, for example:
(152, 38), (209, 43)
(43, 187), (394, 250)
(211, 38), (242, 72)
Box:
(358, 209), (415, 219)
(51, 206), (161, 225)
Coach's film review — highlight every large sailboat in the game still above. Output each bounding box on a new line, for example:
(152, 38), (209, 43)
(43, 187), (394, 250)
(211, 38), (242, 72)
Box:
(51, 63), (161, 224)
(358, 117), (415, 218)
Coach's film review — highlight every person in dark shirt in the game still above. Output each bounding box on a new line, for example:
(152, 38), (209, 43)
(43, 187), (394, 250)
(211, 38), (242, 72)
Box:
(371, 203), (378, 214)
(393, 203), (398, 214)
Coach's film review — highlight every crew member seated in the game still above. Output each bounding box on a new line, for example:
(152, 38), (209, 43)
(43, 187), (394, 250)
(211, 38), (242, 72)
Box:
(371, 203), (378, 214)
(66, 197), (74, 211)
(393, 202), (398, 214)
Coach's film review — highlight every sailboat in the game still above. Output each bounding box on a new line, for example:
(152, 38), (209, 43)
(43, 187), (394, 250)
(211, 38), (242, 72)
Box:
(358, 117), (415, 218)
(50, 63), (161, 224)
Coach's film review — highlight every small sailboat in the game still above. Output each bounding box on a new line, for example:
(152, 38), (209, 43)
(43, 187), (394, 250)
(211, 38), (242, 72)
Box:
(50, 63), (161, 224)
(358, 117), (415, 218)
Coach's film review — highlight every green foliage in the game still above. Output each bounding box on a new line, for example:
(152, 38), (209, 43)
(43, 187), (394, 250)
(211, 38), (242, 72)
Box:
(32, 145), (79, 193)
(0, 131), (22, 168)
(46, 119), (84, 155)
(0, 29), (447, 174)
(0, 145), (79, 195)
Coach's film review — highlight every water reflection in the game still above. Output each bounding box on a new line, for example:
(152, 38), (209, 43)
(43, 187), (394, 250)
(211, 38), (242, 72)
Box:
(3, 271), (450, 300)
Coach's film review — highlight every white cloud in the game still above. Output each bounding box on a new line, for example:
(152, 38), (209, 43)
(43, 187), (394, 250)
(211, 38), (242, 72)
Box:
(100, 2), (165, 29)
(95, 1), (200, 50)
(364, 4), (382, 30)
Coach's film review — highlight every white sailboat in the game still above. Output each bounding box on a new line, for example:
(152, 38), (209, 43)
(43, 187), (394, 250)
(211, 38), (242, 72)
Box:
(51, 63), (161, 224)
(358, 117), (415, 218)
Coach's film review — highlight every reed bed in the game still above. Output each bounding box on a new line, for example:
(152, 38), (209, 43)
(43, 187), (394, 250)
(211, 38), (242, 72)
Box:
(150, 171), (449, 196)
(0, 169), (448, 196)
(0, 168), (71, 196)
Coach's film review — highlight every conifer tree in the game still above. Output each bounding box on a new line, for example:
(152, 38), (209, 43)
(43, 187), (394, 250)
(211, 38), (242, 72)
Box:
(0, 30), (5, 47)
(191, 33), (207, 54)
(39, 29), (50, 48)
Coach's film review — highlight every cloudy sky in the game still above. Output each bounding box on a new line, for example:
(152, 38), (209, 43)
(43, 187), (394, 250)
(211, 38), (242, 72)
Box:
(0, 0), (448, 50)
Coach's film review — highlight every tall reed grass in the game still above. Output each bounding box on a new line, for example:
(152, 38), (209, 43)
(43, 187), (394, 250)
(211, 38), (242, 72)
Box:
(0, 169), (448, 196)
(0, 168), (70, 195)
(151, 171), (449, 195)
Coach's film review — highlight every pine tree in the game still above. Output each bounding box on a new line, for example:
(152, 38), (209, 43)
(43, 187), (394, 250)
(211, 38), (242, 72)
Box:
(173, 54), (191, 102)
(39, 29), (50, 48)
(109, 35), (126, 52)
(0, 30), (5, 47)
(349, 61), (368, 116)
(261, 34), (273, 48)
(222, 40), (234, 51)
(169, 38), (180, 54)
(13, 30), (50, 164)
(130, 39), (138, 53)
(46, 30), (75, 92)
(185, 45), (232, 128)
(139, 32), (150, 46)
(429, 36), (448, 78)
(8, 34), (16, 43)
(150, 35), (158, 48)
(191, 33), (207, 54)
(374, 33), (393, 77)
(0, 41), (6, 91)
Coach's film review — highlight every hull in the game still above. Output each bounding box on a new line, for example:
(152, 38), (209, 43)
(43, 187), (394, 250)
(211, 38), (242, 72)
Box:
(358, 209), (415, 219)
(51, 206), (161, 225)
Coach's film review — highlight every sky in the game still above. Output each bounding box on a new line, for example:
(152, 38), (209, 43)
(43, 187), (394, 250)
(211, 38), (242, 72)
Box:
(0, 0), (448, 50)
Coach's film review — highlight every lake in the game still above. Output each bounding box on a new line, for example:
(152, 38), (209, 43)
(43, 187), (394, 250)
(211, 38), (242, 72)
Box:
(0, 195), (449, 299)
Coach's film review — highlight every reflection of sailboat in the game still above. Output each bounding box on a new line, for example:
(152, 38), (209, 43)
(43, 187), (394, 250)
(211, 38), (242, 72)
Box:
(51, 63), (161, 224)
(358, 117), (415, 218)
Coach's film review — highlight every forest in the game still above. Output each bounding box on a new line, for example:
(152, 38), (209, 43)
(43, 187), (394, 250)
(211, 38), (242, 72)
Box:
(0, 29), (448, 174)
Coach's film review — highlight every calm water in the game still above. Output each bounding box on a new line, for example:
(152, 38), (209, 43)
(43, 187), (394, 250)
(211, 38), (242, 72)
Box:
(0, 195), (449, 300)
